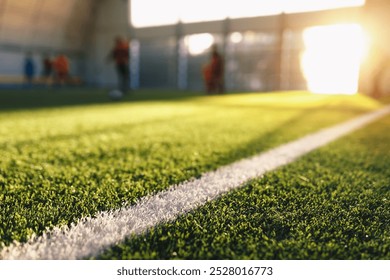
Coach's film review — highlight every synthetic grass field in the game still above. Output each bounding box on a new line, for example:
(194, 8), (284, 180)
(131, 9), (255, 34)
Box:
(0, 88), (389, 259)
(97, 114), (390, 260)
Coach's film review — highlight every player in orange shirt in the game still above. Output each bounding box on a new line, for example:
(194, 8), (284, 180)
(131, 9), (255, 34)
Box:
(54, 54), (69, 86)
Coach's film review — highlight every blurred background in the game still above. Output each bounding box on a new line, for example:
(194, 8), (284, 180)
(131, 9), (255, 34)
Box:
(0, 0), (389, 96)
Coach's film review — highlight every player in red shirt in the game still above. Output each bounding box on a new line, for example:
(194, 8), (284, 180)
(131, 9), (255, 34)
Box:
(210, 45), (224, 94)
(203, 45), (224, 94)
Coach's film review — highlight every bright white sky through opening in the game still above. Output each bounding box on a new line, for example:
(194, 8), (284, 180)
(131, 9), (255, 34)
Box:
(131, 0), (365, 28)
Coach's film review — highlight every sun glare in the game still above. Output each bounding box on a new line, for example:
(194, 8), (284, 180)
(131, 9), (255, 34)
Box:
(301, 24), (368, 95)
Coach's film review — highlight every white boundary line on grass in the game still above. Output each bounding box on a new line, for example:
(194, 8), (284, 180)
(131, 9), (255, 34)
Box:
(2, 105), (390, 260)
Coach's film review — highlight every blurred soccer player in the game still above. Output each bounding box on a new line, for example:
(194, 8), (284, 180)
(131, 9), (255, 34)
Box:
(108, 36), (130, 94)
(203, 45), (224, 94)
(54, 54), (69, 86)
(42, 55), (53, 86)
(24, 52), (35, 87)
(210, 44), (224, 94)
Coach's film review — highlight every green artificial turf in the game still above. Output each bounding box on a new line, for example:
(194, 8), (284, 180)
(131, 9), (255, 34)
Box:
(96, 114), (390, 260)
(0, 89), (385, 249)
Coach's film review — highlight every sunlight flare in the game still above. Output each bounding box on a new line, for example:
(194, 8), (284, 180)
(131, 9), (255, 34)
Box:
(301, 24), (369, 94)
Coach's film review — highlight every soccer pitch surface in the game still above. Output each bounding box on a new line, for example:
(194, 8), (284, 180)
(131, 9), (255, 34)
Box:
(0, 89), (389, 259)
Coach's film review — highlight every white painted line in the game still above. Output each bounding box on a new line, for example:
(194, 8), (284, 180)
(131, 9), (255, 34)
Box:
(2, 105), (390, 260)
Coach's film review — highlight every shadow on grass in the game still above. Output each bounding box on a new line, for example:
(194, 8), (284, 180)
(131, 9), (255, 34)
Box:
(2, 87), (387, 113)
(0, 87), (203, 112)
(210, 108), (323, 168)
